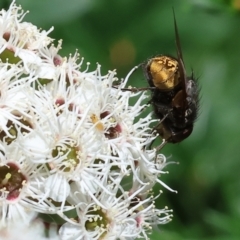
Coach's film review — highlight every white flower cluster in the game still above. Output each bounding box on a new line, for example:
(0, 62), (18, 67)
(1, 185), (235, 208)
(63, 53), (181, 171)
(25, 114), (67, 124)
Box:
(0, 1), (173, 239)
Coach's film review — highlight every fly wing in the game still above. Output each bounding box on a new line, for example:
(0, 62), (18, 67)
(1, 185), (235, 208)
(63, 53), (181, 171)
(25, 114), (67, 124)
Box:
(172, 8), (188, 110)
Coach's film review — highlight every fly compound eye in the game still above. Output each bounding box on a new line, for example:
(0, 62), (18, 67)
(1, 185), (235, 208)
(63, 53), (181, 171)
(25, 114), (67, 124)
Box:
(147, 56), (180, 90)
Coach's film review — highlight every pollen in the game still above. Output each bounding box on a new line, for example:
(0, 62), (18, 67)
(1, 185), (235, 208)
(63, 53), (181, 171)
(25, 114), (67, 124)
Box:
(90, 114), (104, 131)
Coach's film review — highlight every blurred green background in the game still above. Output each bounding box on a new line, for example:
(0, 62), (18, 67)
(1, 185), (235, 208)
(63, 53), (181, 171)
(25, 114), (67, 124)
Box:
(4, 0), (240, 239)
